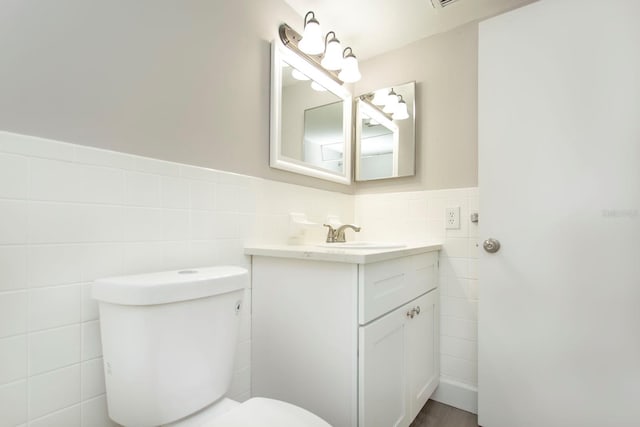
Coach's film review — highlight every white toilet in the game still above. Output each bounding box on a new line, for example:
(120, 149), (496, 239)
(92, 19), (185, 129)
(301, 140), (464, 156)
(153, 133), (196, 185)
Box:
(92, 266), (330, 427)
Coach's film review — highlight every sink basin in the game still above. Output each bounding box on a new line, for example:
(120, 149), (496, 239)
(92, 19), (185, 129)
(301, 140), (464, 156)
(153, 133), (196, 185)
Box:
(317, 242), (406, 250)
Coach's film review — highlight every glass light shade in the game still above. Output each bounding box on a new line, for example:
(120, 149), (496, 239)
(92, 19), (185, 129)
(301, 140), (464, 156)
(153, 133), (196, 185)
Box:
(291, 69), (310, 81)
(298, 19), (324, 55)
(382, 103), (395, 114)
(369, 118), (380, 126)
(382, 89), (398, 114)
(371, 90), (388, 105)
(338, 51), (361, 83)
(321, 39), (343, 71)
(385, 90), (399, 108)
(392, 100), (410, 120)
(310, 81), (327, 92)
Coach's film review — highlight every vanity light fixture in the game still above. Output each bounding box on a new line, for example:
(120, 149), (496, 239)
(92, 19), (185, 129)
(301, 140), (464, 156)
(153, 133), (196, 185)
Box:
(338, 47), (362, 83)
(360, 91), (410, 121)
(386, 89), (399, 108)
(392, 95), (410, 120)
(298, 12), (324, 55)
(321, 32), (343, 71)
(383, 88), (399, 114)
(278, 12), (361, 84)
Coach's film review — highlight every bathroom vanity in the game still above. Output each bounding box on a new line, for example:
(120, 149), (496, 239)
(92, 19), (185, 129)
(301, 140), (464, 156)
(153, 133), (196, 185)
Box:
(245, 243), (441, 427)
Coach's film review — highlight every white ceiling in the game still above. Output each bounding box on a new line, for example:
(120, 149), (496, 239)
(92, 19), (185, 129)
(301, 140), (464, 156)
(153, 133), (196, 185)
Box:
(283, 0), (537, 60)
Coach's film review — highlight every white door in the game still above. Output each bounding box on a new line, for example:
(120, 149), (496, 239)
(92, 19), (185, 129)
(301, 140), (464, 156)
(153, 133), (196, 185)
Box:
(359, 307), (409, 427)
(406, 291), (439, 420)
(478, 1), (640, 426)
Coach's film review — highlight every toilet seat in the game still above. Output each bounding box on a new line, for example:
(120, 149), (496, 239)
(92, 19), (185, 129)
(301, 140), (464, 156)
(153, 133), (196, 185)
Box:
(203, 398), (331, 427)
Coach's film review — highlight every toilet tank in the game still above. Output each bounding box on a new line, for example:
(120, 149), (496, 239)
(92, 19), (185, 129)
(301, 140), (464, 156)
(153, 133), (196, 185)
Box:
(92, 266), (247, 427)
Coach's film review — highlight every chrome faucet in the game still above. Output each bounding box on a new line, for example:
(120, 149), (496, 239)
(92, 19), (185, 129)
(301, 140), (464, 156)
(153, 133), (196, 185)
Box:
(323, 224), (361, 243)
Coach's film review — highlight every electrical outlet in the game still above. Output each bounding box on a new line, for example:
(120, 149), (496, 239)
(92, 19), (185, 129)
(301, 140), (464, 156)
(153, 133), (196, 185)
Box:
(445, 206), (460, 229)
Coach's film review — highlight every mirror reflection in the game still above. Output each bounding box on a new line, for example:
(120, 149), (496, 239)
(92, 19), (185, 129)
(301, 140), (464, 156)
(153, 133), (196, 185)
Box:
(355, 81), (416, 181)
(303, 101), (344, 173)
(279, 60), (345, 175)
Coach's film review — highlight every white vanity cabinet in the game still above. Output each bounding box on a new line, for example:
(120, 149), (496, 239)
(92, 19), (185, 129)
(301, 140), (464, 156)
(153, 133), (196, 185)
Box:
(359, 290), (439, 427)
(247, 244), (440, 427)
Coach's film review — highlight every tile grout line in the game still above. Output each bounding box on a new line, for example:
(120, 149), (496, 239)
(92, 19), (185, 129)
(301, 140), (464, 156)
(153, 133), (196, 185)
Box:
(79, 257), (85, 427)
(28, 402), (83, 426)
(25, 156), (31, 426)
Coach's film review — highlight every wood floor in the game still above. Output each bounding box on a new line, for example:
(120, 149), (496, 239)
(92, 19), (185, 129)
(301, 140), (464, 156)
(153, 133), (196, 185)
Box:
(410, 400), (478, 427)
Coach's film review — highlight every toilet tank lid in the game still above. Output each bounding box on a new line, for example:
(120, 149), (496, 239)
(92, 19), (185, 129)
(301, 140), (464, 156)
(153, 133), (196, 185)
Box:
(92, 266), (247, 306)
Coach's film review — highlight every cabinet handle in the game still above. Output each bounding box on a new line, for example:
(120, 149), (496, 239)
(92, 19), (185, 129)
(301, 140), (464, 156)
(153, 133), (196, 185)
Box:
(406, 306), (421, 319)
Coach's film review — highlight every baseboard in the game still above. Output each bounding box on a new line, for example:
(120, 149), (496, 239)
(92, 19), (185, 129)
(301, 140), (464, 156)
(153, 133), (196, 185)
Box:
(431, 378), (478, 414)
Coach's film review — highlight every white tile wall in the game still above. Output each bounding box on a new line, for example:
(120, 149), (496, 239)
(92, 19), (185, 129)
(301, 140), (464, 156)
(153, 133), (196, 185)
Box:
(30, 405), (81, 427)
(0, 380), (27, 426)
(29, 365), (81, 420)
(0, 246), (27, 292)
(355, 188), (480, 390)
(0, 336), (27, 384)
(0, 130), (480, 424)
(0, 291), (28, 338)
(0, 130), (354, 427)
(29, 326), (80, 375)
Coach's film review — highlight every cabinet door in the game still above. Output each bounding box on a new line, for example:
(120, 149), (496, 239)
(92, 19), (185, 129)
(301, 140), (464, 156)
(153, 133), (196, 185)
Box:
(252, 257), (359, 427)
(406, 290), (439, 420)
(359, 307), (409, 427)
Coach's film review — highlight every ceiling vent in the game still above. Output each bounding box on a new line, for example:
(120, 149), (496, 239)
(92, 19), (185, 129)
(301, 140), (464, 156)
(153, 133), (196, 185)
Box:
(430, 0), (460, 8)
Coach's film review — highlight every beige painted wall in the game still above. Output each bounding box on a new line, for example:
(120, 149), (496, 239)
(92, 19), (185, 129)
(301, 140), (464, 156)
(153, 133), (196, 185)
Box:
(1, 1), (479, 195)
(354, 23), (479, 193)
(0, 0), (353, 194)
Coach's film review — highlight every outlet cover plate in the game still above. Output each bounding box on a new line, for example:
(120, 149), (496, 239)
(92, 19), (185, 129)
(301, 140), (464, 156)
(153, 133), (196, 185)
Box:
(446, 206), (460, 229)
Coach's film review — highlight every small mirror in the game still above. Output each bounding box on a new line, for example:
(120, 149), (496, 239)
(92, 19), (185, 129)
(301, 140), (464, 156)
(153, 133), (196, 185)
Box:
(270, 41), (352, 184)
(355, 82), (416, 181)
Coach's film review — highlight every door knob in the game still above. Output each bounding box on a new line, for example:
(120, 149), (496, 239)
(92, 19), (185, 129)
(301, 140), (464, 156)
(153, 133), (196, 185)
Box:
(483, 238), (501, 253)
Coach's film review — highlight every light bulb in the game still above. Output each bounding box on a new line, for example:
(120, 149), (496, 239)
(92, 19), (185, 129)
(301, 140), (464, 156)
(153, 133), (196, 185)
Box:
(291, 69), (310, 81)
(338, 47), (361, 83)
(321, 32), (343, 71)
(311, 81), (327, 92)
(298, 12), (324, 55)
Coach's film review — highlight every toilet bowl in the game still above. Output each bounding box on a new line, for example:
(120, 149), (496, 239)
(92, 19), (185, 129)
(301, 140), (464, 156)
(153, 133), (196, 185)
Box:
(92, 267), (330, 427)
(167, 397), (330, 427)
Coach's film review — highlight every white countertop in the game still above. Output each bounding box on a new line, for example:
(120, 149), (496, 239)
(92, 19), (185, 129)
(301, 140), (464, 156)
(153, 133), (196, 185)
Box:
(244, 242), (442, 264)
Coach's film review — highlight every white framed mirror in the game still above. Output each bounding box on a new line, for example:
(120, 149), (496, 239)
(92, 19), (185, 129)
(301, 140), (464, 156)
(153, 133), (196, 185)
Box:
(355, 82), (416, 181)
(270, 40), (353, 185)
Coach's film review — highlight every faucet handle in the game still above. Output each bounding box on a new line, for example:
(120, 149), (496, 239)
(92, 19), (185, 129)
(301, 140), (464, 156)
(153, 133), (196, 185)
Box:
(323, 224), (337, 243)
